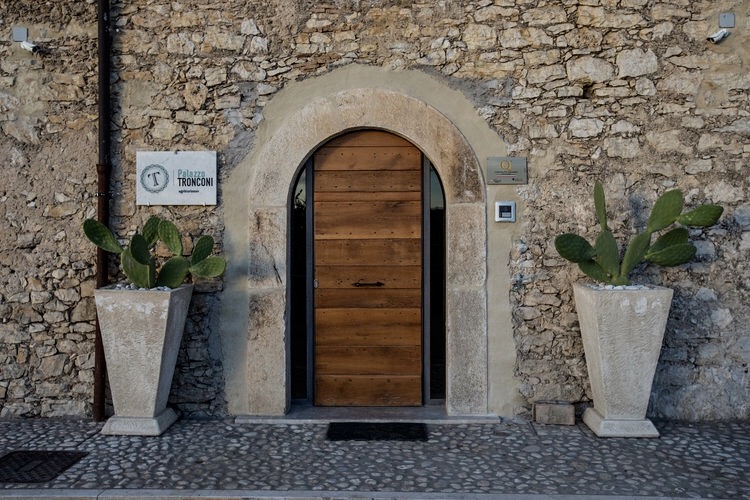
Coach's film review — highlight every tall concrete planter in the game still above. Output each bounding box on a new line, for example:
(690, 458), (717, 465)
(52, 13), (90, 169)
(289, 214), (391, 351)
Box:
(94, 284), (193, 436)
(573, 283), (673, 438)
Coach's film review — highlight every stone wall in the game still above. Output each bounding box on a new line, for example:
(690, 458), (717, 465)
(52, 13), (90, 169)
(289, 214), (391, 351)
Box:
(1, 3), (100, 417)
(1, 0), (748, 420)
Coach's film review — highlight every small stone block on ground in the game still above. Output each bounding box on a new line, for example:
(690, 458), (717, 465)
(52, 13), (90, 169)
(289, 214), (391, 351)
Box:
(533, 401), (575, 425)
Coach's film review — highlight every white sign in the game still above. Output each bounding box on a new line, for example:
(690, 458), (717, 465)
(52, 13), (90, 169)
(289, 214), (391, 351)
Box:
(136, 151), (217, 206)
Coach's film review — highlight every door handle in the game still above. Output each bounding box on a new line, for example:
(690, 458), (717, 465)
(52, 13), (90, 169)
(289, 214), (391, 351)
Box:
(352, 280), (385, 287)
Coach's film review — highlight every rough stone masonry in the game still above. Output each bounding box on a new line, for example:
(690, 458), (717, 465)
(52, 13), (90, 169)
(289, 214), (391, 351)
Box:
(0, 0), (748, 420)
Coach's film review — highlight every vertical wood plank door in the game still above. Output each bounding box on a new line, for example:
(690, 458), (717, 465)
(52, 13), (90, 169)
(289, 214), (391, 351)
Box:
(314, 130), (423, 406)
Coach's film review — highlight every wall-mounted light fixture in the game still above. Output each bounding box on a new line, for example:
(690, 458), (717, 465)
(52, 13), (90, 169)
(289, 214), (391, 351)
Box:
(12, 26), (48, 55)
(20, 41), (42, 54)
(707, 29), (731, 43)
(708, 12), (735, 44)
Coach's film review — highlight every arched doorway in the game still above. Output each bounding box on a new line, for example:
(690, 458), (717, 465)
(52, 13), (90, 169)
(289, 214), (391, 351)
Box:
(221, 67), (500, 417)
(290, 130), (446, 406)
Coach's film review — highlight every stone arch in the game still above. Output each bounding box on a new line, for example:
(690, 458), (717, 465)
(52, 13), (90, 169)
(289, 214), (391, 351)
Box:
(221, 65), (494, 416)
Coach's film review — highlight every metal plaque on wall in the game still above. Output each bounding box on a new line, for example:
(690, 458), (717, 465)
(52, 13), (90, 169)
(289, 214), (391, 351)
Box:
(136, 151), (217, 205)
(486, 157), (528, 185)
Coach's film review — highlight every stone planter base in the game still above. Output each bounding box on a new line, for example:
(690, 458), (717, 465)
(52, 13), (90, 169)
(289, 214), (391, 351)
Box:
(95, 284), (193, 436)
(573, 283), (673, 438)
(101, 408), (178, 436)
(583, 408), (660, 438)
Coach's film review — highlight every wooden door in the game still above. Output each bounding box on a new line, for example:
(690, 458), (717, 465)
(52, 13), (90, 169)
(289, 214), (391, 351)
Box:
(313, 130), (423, 406)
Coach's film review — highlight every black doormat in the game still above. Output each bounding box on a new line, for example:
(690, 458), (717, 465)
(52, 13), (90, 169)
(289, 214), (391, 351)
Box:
(326, 422), (429, 441)
(0, 450), (87, 483)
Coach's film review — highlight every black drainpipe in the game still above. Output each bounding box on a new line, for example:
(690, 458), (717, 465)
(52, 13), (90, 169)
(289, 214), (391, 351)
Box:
(94, 0), (112, 422)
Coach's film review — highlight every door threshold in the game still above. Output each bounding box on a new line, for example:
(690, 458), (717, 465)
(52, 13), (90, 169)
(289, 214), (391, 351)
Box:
(235, 404), (500, 425)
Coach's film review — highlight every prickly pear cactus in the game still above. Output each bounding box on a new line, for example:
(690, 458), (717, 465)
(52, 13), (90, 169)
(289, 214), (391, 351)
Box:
(83, 216), (226, 289)
(554, 181), (723, 285)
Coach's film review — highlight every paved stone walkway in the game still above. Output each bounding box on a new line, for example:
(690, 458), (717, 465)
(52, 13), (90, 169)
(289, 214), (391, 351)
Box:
(0, 418), (747, 499)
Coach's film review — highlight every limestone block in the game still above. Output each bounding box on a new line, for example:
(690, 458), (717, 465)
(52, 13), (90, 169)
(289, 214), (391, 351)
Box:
(475, 6), (516, 22)
(38, 354), (66, 378)
(43, 312), (66, 324)
(522, 6), (567, 26)
(523, 290), (562, 307)
(577, 7), (644, 28)
(711, 308), (734, 328)
(46, 203), (79, 218)
(446, 204), (486, 288)
(257, 83), (277, 95)
(216, 94), (240, 109)
(30, 291), (51, 305)
(446, 288), (488, 415)
(534, 401), (575, 425)
(650, 4), (690, 20)
(694, 240), (716, 260)
(125, 113), (149, 129)
(657, 71), (701, 95)
(248, 208), (287, 289)
(527, 65), (566, 85)
(565, 28), (603, 49)
(241, 19), (261, 35)
(0, 324), (31, 344)
(183, 82), (209, 111)
(13, 304), (42, 325)
(734, 207), (750, 228)
(417, 50), (446, 66)
(651, 21), (674, 39)
(523, 50), (561, 66)
(202, 31), (245, 52)
(705, 181), (745, 203)
(604, 137), (640, 158)
(166, 32), (195, 54)
(499, 28), (530, 49)
(635, 78), (656, 96)
(566, 56), (614, 83)
(246, 289), (287, 415)
(250, 37), (269, 54)
(528, 122), (559, 139)
(2, 120), (40, 145)
(186, 125), (212, 141)
(205, 67), (227, 87)
(646, 130), (688, 153)
(611, 120), (640, 134)
(718, 118), (750, 136)
(48, 83), (84, 102)
(593, 87), (631, 98)
(617, 48), (658, 77)
(54, 288), (80, 304)
(517, 307), (542, 320)
(305, 18), (332, 30)
(151, 119), (183, 141)
(157, 94), (185, 111)
(464, 24), (497, 50)
(231, 61), (266, 81)
(47, 400), (88, 417)
(0, 403), (34, 418)
(697, 134), (723, 152)
(569, 118), (604, 138)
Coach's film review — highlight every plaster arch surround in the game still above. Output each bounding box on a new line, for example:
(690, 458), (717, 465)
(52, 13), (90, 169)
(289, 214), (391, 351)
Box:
(221, 65), (516, 416)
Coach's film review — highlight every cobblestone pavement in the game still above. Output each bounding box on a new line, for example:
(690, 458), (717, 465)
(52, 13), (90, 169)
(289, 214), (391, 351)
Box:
(0, 418), (747, 499)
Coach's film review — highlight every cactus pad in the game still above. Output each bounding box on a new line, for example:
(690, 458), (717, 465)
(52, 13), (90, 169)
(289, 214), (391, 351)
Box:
(554, 182), (722, 285)
(83, 216), (226, 289)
